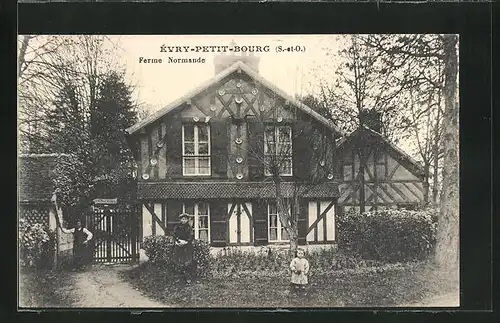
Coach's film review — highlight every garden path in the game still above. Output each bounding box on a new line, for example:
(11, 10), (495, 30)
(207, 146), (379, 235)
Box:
(69, 264), (167, 308)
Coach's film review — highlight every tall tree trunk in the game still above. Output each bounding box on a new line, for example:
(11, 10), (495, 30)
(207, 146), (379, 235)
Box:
(432, 100), (442, 207)
(274, 177), (298, 255)
(423, 162), (431, 206)
(432, 142), (440, 207)
(435, 35), (459, 273)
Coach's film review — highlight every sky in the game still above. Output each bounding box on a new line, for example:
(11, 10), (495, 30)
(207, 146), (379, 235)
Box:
(108, 34), (415, 155)
(110, 35), (344, 113)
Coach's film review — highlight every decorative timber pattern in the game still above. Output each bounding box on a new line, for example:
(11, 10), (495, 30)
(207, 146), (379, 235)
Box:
(134, 72), (295, 182)
(338, 146), (424, 212)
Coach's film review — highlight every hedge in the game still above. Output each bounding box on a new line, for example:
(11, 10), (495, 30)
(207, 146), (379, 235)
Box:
(142, 235), (212, 278)
(337, 208), (437, 263)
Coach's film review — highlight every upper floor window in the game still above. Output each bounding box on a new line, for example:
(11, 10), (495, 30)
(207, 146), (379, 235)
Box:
(268, 201), (290, 242)
(182, 124), (211, 176)
(264, 125), (293, 176)
(182, 202), (210, 243)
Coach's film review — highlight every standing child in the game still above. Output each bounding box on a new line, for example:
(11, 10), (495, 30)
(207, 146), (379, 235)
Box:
(290, 248), (310, 294)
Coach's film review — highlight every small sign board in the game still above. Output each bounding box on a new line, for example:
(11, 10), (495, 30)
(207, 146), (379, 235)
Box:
(93, 198), (118, 205)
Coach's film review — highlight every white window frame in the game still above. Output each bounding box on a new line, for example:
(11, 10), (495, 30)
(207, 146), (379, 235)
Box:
(264, 125), (293, 176)
(182, 124), (211, 176)
(182, 202), (211, 242)
(268, 201), (290, 242)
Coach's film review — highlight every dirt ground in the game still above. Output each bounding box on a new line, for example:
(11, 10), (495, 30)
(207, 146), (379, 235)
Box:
(67, 264), (167, 308)
(21, 262), (458, 308)
(404, 292), (460, 307)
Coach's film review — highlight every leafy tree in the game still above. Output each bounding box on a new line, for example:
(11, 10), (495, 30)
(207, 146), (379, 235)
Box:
(92, 71), (138, 201)
(49, 71), (138, 223)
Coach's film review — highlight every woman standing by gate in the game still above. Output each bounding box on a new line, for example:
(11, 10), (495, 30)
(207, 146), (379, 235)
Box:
(60, 219), (93, 271)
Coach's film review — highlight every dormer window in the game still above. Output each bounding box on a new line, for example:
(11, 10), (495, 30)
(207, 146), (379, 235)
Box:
(264, 125), (293, 176)
(182, 124), (211, 176)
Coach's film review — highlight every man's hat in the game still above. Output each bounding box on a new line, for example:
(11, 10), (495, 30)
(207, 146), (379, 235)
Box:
(178, 213), (191, 219)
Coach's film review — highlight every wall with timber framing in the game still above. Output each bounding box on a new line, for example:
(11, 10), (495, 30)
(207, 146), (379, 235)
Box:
(130, 70), (338, 185)
(139, 198), (337, 250)
(337, 141), (425, 213)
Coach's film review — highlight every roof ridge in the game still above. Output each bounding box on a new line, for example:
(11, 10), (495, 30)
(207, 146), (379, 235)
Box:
(125, 61), (345, 136)
(337, 126), (424, 174)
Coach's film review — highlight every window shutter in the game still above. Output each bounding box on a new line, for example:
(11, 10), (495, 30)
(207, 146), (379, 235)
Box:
(292, 121), (312, 181)
(165, 115), (182, 177)
(210, 120), (228, 177)
(166, 199), (182, 235)
(247, 118), (265, 181)
(298, 199), (308, 245)
(210, 201), (227, 247)
(253, 199), (268, 246)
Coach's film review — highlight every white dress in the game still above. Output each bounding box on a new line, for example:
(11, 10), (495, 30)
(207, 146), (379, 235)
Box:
(290, 257), (310, 285)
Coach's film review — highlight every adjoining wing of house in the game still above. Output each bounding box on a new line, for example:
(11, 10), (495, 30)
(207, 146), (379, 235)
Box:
(125, 53), (424, 250)
(335, 125), (426, 214)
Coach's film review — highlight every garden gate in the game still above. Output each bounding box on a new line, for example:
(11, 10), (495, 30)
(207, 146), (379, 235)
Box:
(87, 199), (141, 263)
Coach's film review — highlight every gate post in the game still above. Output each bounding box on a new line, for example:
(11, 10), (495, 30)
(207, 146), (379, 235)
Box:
(105, 208), (112, 263)
(131, 207), (137, 263)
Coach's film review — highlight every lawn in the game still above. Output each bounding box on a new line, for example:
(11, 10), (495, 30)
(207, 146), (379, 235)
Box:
(19, 268), (74, 308)
(121, 261), (458, 308)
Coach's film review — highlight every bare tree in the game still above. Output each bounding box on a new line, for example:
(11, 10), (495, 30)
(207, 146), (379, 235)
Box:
(17, 35), (123, 153)
(360, 34), (459, 271)
(242, 102), (338, 253)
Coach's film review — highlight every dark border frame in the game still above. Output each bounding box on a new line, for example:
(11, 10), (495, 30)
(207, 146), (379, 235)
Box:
(8, 0), (494, 320)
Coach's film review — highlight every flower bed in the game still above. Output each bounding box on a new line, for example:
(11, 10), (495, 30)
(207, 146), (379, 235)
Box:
(143, 236), (392, 279)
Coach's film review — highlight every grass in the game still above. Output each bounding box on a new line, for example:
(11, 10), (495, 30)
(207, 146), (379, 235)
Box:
(121, 261), (458, 307)
(19, 268), (74, 308)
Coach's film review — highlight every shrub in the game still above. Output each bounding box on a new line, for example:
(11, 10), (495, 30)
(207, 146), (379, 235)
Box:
(337, 208), (437, 263)
(19, 219), (56, 269)
(142, 235), (212, 278)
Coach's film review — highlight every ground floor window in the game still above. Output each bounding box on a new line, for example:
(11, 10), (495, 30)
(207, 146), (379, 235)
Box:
(268, 201), (289, 242)
(182, 202), (210, 242)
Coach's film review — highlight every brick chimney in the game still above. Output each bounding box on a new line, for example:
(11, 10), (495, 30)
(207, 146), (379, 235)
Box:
(359, 109), (383, 134)
(213, 40), (260, 74)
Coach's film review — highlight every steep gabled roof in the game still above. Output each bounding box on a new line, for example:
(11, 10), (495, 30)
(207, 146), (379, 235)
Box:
(125, 61), (345, 136)
(336, 126), (425, 178)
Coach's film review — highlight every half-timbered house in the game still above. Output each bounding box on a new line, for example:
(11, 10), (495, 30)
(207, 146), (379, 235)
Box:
(125, 53), (345, 250)
(335, 112), (426, 214)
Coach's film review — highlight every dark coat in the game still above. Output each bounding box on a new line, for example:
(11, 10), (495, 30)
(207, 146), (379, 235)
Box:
(173, 222), (194, 243)
(73, 227), (91, 267)
(173, 223), (194, 266)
